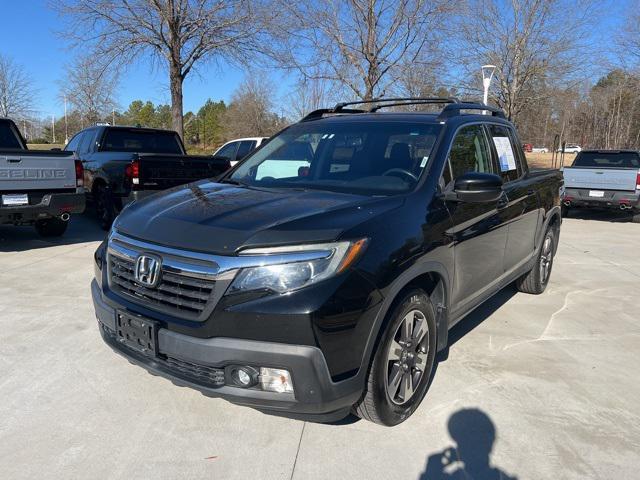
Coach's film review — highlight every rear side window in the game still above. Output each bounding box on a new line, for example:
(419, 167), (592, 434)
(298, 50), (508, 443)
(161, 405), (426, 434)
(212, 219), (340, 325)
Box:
(235, 140), (256, 160)
(445, 125), (493, 185)
(0, 121), (23, 149)
(65, 132), (82, 152)
(101, 129), (183, 154)
(216, 142), (239, 160)
(487, 124), (521, 182)
(573, 152), (640, 168)
(78, 130), (97, 154)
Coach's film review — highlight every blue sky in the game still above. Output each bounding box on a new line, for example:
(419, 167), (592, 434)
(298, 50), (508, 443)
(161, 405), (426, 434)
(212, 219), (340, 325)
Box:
(0, 0), (633, 120)
(0, 0), (264, 117)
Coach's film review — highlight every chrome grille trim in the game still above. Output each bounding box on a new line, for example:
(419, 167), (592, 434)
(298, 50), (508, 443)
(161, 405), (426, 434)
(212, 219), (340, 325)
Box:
(106, 229), (334, 321)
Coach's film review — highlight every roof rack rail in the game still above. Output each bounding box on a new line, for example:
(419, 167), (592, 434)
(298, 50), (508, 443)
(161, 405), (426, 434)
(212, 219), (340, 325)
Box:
(334, 97), (459, 112)
(300, 107), (366, 122)
(437, 103), (505, 120)
(300, 99), (505, 122)
(368, 98), (460, 112)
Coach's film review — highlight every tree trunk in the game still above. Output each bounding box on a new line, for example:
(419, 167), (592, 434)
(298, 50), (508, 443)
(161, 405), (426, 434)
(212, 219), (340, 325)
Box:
(169, 63), (184, 140)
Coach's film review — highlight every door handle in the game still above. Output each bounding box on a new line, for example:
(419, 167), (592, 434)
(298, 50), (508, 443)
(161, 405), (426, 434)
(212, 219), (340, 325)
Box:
(7, 157), (22, 163)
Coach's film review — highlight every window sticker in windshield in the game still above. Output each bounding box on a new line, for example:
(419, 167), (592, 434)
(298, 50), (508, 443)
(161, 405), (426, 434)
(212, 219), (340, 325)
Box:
(493, 137), (517, 171)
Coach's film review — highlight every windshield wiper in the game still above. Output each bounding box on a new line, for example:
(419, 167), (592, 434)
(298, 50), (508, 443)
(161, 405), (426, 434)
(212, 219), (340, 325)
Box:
(220, 178), (249, 187)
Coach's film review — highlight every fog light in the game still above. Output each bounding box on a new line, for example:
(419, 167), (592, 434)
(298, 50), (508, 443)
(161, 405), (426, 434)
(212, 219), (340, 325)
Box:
(259, 368), (294, 394)
(227, 366), (259, 388)
(237, 369), (251, 385)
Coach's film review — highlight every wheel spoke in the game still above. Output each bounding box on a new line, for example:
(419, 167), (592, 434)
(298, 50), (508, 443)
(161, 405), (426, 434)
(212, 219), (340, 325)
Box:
(400, 372), (414, 401)
(412, 317), (428, 344)
(388, 340), (403, 362)
(388, 364), (403, 399)
(401, 313), (414, 342)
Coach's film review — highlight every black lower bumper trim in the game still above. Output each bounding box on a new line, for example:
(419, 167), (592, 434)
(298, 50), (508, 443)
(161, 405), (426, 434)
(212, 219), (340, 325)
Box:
(92, 280), (362, 420)
(0, 192), (85, 224)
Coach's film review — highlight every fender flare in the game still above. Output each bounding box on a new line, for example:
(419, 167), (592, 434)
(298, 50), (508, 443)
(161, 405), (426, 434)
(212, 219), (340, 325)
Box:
(357, 260), (451, 379)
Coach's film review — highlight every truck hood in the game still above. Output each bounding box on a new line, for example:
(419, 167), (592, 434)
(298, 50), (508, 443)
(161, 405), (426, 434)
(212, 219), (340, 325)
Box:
(115, 180), (403, 254)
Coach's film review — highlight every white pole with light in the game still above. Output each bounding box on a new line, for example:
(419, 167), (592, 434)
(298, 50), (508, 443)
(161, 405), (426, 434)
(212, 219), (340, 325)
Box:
(64, 96), (69, 144)
(481, 64), (496, 114)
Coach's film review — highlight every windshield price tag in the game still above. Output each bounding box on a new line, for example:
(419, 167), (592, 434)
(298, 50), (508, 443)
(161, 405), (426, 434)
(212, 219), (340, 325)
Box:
(493, 137), (517, 172)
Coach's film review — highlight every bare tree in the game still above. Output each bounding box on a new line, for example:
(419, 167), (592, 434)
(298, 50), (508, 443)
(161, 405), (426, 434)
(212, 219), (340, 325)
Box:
(271, 0), (456, 101)
(455, 0), (598, 122)
(222, 75), (286, 139)
(55, 0), (267, 138)
(0, 54), (36, 119)
(60, 55), (118, 126)
(286, 76), (340, 120)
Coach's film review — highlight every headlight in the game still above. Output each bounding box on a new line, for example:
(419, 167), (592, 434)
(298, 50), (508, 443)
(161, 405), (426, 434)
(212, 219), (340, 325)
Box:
(228, 238), (368, 294)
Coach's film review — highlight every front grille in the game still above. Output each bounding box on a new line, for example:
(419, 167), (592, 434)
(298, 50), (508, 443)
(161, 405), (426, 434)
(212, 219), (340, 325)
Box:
(164, 356), (225, 386)
(109, 255), (216, 320)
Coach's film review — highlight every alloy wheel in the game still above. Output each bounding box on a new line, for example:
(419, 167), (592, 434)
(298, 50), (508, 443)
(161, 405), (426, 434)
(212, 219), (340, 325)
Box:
(385, 309), (430, 405)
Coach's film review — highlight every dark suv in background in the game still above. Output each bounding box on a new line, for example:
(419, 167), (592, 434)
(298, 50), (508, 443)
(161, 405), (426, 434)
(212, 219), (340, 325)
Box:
(92, 98), (563, 426)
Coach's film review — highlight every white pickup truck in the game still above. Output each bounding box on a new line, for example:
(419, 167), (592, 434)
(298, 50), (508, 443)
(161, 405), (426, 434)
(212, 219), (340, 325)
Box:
(1, 118), (85, 236)
(562, 149), (640, 222)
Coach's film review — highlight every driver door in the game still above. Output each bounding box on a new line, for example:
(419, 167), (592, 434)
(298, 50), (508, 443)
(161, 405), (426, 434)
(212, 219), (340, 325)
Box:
(444, 124), (508, 315)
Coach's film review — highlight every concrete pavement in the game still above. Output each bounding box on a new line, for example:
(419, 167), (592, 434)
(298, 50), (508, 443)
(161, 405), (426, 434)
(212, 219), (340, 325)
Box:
(1, 212), (639, 479)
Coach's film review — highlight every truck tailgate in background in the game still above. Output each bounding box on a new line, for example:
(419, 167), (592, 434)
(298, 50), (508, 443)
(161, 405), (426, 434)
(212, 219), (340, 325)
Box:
(0, 152), (77, 192)
(563, 167), (638, 192)
(137, 154), (231, 190)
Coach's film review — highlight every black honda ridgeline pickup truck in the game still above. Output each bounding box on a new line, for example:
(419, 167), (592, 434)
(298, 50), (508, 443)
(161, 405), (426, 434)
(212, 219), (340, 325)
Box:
(92, 99), (563, 426)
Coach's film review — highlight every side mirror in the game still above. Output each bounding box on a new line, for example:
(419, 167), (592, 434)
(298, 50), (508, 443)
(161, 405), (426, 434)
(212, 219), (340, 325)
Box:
(453, 172), (503, 203)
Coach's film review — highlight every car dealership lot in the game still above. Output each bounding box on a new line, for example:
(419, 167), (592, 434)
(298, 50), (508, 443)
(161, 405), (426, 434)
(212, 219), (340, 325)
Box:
(1, 213), (639, 479)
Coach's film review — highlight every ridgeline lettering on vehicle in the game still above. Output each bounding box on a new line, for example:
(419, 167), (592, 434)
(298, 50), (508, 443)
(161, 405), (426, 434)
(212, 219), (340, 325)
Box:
(91, 98), (563, 426)
(0, 168), (68, 180)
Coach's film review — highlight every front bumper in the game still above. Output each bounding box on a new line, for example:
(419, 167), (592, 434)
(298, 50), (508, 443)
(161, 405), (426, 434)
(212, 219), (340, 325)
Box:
(564, 188), (640, 211)
(92, 280), (362, 422)
(0, 192), (85, 225)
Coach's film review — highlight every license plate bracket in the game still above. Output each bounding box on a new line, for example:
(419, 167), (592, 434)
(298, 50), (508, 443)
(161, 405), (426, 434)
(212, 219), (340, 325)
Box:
(2, 193), (29, 206)
(115, 312), (158, 357)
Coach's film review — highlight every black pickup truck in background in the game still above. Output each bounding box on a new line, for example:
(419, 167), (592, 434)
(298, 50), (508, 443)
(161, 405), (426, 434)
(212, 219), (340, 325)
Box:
(1, 118), (85, 237)
(65, 126), (231, 229)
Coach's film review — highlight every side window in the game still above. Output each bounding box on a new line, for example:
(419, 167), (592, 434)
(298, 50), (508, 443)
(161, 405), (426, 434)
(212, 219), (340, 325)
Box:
(65, 132), (83, 152)
(216, 142), (239, 160)
(487, 124), (521, 182)
(444, 125), (493, 186)
(78, 130), (96, 154)
(235, 140), (256, 161)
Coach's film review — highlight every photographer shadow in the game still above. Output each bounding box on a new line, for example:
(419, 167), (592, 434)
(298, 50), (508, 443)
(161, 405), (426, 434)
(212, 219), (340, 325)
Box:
(420, 408), (517, 480)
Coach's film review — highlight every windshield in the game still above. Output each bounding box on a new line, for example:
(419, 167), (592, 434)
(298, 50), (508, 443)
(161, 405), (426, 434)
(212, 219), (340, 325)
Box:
(229, 120), (442, 195)
(100, 129), (183, 154)
(573, 152), (640, 168)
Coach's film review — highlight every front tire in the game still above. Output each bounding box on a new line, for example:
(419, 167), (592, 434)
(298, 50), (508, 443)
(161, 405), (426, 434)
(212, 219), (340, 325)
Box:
(35, 218), (68, 237)
(353, 289), (437, 426)
(516, 227), (556, 294)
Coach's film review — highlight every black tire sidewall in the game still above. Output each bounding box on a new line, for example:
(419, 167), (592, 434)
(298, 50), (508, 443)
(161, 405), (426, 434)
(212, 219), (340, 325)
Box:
(371, 289), (437, 426)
